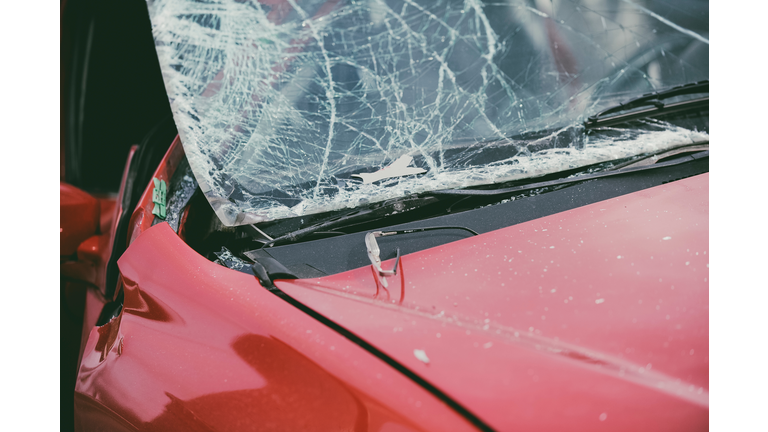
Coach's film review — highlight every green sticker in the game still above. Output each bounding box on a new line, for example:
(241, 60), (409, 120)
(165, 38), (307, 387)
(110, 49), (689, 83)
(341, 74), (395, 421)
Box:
(152, 203), (166, 219)
(151, 178), (167, 219)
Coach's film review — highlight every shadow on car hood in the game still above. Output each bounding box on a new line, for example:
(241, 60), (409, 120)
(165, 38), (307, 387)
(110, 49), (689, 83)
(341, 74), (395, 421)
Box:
(276, 173), (709, 431)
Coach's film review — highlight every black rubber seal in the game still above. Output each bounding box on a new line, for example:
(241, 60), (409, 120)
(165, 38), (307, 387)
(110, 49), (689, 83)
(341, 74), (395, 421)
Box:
(265, 284), (495, 432)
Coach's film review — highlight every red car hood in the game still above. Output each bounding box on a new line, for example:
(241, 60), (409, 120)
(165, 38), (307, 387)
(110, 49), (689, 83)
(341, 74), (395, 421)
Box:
(277, 173), (709, 431)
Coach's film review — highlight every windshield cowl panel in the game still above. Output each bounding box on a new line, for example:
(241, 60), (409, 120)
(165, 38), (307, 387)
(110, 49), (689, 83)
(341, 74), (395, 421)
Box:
(146, 0), (709, 226)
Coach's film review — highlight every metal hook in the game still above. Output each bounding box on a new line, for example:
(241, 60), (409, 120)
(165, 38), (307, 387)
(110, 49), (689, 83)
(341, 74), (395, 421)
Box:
(365, 231), (400, 287)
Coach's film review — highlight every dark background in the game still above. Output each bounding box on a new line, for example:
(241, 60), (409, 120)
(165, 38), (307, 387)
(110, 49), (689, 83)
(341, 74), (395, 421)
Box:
(61, 1), (174, 430)
(61, 0), (173, 194)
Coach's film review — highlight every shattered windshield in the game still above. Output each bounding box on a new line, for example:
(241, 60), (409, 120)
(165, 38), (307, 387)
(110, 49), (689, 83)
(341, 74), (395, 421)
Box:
(146, 0), (708, 226)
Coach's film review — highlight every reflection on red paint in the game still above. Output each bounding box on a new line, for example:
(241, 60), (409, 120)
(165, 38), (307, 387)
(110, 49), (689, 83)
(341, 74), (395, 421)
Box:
(74, 223), (478, 432)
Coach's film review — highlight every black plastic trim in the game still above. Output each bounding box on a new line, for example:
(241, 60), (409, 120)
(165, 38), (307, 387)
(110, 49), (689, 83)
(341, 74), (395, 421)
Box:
(253, 156), (709, 277)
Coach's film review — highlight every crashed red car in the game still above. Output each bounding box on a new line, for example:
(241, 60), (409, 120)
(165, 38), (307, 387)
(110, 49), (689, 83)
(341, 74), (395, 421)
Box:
(61, 0), (709, 430)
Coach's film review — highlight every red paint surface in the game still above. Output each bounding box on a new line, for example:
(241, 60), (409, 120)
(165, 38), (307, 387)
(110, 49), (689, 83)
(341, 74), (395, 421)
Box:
(75, 223), (478, 432)
(60, 182), (100, 256)
(74, 132), (708, 430)
(278, 174), (709, 431)
(61, 146), (135, 297)
(63, 146), (140, 399)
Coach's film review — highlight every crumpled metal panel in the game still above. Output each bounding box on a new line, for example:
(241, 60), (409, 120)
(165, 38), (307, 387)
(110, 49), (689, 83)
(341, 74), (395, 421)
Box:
(75, 222), (479, 431)
(146, 0), (708, 225)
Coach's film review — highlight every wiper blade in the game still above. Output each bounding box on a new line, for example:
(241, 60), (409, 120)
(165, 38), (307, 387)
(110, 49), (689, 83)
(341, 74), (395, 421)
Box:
(261, 195), (440, 247)
(430, 145), (708, 198)
(260, 145), (707, 245)
(585, 80), (708, 129)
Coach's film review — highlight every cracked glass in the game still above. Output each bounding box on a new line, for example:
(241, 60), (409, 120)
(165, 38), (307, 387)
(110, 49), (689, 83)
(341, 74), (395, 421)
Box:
(146, 0), (708, 226)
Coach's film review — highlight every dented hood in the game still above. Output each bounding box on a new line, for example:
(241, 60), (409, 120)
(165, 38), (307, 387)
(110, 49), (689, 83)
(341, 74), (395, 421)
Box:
(276, 173), (709, 431)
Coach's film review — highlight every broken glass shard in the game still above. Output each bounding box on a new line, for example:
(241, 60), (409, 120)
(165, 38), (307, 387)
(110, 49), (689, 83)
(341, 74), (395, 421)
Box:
(145, 0), (709, 226)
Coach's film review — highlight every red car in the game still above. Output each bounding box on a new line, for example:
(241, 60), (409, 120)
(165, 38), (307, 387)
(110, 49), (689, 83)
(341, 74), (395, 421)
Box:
(61, 0), (709, 430)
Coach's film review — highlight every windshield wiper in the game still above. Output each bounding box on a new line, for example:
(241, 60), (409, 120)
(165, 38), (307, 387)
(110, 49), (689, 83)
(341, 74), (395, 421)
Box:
(364, 226), (479, 287)
(585, 80), (708, 129)
(257, 144), (707, 246)
(429, 144), (708, 198)
(260, 195), (441, 248)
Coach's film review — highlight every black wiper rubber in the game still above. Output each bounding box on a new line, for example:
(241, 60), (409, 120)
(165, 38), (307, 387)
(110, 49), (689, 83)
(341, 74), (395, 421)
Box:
(262, 196), (440, 248)
(377, 226), (479, 237)
(430, 148), (708, 198)
(585, 80), (708, 129)
(262, 285), (496, 432)
(247, 252), (298, 289)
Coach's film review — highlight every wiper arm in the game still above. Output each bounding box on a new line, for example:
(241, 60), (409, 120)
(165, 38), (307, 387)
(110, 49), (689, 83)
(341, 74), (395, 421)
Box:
(364, 226), (478, 287)
(585, 80), (708, 129)
(261, 195), (440, 247)
(262, 145), (707, 245)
